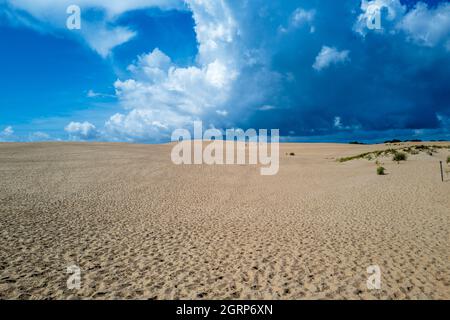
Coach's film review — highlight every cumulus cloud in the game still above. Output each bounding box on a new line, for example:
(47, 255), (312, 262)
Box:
(99, 1), (286, 142)
(109, 58), (230, 131)
(101, 0), (244, 141)
(104, 45), (237, 141)
(279, 7), (315, 33)
(291, 8), (315, 27)
(354, 0), (450, 50)
(312, 46), (350, 71)
(126, 48), (172, 80)
(353, 0), (406, 36)
(65, 121), (98, 140)
(398, 2), (450, 49)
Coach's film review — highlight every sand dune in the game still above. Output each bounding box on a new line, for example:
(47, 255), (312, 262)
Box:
(0, 142), (449, 299)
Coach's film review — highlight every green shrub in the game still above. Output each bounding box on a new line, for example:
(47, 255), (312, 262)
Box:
(393, 152), (407, 162)
(337, 145), (450, 163)
(338, 154), (365, 162)
(385, 148), (397, 155)
(377, 166), (385, 175)
(447, 156), (450, 164)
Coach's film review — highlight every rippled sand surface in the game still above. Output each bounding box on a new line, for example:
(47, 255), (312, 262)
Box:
(0, 142), (449, 299)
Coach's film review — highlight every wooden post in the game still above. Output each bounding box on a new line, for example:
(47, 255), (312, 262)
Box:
(440, 161), (444, 182)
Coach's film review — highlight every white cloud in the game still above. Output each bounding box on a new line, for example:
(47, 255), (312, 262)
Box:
(187, 0), (238, 65)
(279, 7), (315, 33)
(291, 8), (315, 27)
(87, 90), (99, 98)
(333, 116), (361, 131)
(31, 131), (49, 138)
(313, 46), (350, 71)
(334, 116), (343, 129)
(0, 126), (15, 142)
(216, 110), (228, 117)
(5, 0), (184, 57)
(7, 0), (183, 18)
(5, 1), (283, 142)
(437, 113), (450, 129)
(354, 1), (450, 50)
(104, 109), (188, 142)
(1, 126), (14, 136)
(83, 25), (136, 58)
(29, 131), (51, 141)
(353, 0), (406, 36)
(205, 60), (232, 88)
(87, 89), (114, 98)
(102, 0), (243, 142)
(259, 105), (275, 111)
(4, 1), (449, 142)
(398, 2), (450, 49)
(105, 47), (236, 141)
(127, 48), (172, 82)
(65, 121), (98, 140)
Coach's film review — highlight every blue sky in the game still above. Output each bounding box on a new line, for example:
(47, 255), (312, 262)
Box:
(0, 0), (449, 143)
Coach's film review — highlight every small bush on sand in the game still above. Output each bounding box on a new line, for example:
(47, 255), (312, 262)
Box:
(289, 152), (295, 156)
(337, 145), (450, 163)
(447, 156), (450, 164)
(377, 166), (385, 175)
(393, 152), (407, 163)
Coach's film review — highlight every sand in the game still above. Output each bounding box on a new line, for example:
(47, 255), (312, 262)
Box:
(0, 142), (449, 300)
